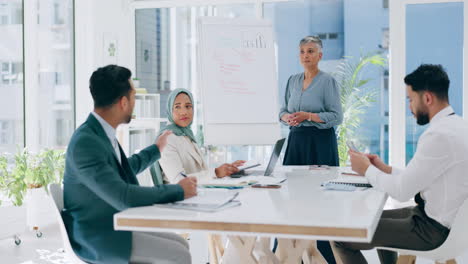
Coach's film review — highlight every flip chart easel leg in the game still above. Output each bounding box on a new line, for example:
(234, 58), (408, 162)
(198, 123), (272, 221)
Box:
(224, 236), (258, 264)
(276, 239), (327, 264)
(256, 237), (280, 264)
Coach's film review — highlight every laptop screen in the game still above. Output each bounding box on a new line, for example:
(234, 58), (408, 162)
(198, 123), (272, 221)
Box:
(264, 138), (286, 176)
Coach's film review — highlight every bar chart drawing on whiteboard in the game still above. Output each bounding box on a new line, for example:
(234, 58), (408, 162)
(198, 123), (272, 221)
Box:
(198, 17), (280, 145)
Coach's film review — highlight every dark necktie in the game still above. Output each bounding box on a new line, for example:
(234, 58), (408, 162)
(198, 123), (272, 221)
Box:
(415, 192), (425, 208)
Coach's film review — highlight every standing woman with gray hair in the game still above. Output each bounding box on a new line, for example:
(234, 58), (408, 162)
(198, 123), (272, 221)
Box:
(278, 36), (343, 263)
(280, 36), (343, 166)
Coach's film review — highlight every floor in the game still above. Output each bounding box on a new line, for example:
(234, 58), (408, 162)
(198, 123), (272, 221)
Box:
(2, 219), (468, 264)
(1, 198), (468, 263)
(0, 223), (72, 264)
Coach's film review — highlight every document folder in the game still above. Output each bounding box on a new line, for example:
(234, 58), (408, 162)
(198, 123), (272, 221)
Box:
(155, 189), (241, 212)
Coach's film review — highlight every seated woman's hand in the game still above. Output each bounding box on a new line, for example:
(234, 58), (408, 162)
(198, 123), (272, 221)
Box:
(215, 163), (239, 178)
(231, 160), (246, 167)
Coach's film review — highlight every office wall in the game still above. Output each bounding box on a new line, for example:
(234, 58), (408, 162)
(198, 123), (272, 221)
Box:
(75, 0), (135, 126)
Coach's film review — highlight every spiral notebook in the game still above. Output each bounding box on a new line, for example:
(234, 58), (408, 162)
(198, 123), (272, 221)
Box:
(321, 175), (373, 188)
(323, 181), (373, 188)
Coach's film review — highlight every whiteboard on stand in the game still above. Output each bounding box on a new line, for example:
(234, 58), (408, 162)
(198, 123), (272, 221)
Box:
(198, 17), (280, 145)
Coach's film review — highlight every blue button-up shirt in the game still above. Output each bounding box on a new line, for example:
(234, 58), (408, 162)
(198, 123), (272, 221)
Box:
(279, 71), (343, 129)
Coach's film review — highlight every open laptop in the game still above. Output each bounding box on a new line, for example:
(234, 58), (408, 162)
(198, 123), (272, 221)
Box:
(232, 138), (285, 177)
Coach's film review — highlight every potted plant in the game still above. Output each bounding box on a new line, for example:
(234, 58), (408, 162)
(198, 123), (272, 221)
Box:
(27, 149), (65, 237)
(25, 148), (65, 190)
(0, 148), (65, 238)
(0, 151), (27, 244)
(132, 77), (140, 88)
(0, 150), (28, 207)
(333, 53), (387, 165)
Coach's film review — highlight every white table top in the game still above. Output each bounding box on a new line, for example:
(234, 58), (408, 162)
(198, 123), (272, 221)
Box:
(114, 167), (387, 242)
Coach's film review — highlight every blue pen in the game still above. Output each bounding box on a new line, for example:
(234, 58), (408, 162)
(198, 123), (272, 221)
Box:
(203, 185), (243, 189)
(179, 172), (188, 178)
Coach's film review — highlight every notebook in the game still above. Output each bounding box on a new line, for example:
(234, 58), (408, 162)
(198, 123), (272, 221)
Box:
(199, 175), (286, 188)
(323, 181), (373, 188)
(155, 189), (241, 212)
(321, 175), (373, 188)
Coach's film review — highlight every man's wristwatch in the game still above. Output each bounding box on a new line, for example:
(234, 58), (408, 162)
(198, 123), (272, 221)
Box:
(308, 113), (313, 122)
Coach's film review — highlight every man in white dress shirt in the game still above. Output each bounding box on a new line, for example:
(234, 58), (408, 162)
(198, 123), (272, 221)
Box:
(334, 64), (468, 264)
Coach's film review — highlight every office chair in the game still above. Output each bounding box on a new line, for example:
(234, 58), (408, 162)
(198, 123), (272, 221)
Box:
(149, 161), (164, 186)
(48, 183), (87, 264)
(150, 162), (227, 263)
(376, 198), (468, 264)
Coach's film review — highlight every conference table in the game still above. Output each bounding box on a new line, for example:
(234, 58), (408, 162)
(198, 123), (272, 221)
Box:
(114, 166), (387, 263)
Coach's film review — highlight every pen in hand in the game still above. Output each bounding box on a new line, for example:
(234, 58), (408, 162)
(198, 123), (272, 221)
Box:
(179, 171), (197, 184)
(179, 172), (198, 184)
(178, 172), (198, 199)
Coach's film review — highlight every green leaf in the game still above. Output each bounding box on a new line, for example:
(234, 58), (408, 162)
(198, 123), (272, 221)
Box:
(357, 79), (370, 87)
(335, 52), (387, 165)
(0, 147), (66, 206)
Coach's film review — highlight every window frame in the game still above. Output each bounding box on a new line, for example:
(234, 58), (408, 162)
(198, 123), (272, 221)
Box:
(389, 0), (468, 167)
(23, 0), (76, 151)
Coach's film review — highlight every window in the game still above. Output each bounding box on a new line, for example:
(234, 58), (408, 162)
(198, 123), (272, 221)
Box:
(381, 28), (389, 49)
(0, 0), (23, 153)
(0, 3), (9, 25)
(0, 0), (74, 153)
(136, 4), (280, 166)
(318, 33), (327, 39)
(383, 70), (389, 90)
(135, 1), (389, 166)
(26, 0), (74, 150)
(328, 33), (338, 39)
(1, 62), (9, 73)
(265, 0), (389, 163)
(136, 4), (254, 119)
(405, 2), (463, 163)
(53, 3), (64, 25)
(0, 121), (13, 145)
(316, 33), (340, 40)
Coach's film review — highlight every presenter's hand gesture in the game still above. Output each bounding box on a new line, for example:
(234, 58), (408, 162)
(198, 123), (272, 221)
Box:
(215, 163), (239, 178)
(178, 176), (198, 199)
(281, 113), (293, 124)
(156, 130), (173, 152)
(289, 112), (308, 126)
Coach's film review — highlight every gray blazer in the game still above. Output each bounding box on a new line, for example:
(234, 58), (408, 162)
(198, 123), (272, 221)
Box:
(62, 114), (184, 264)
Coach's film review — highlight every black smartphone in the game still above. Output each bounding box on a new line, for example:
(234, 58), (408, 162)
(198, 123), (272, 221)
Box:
(251, 184), (281, 189)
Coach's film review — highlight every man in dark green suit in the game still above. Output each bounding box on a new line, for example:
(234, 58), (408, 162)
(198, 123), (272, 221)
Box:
(62, 65), (197, 264)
